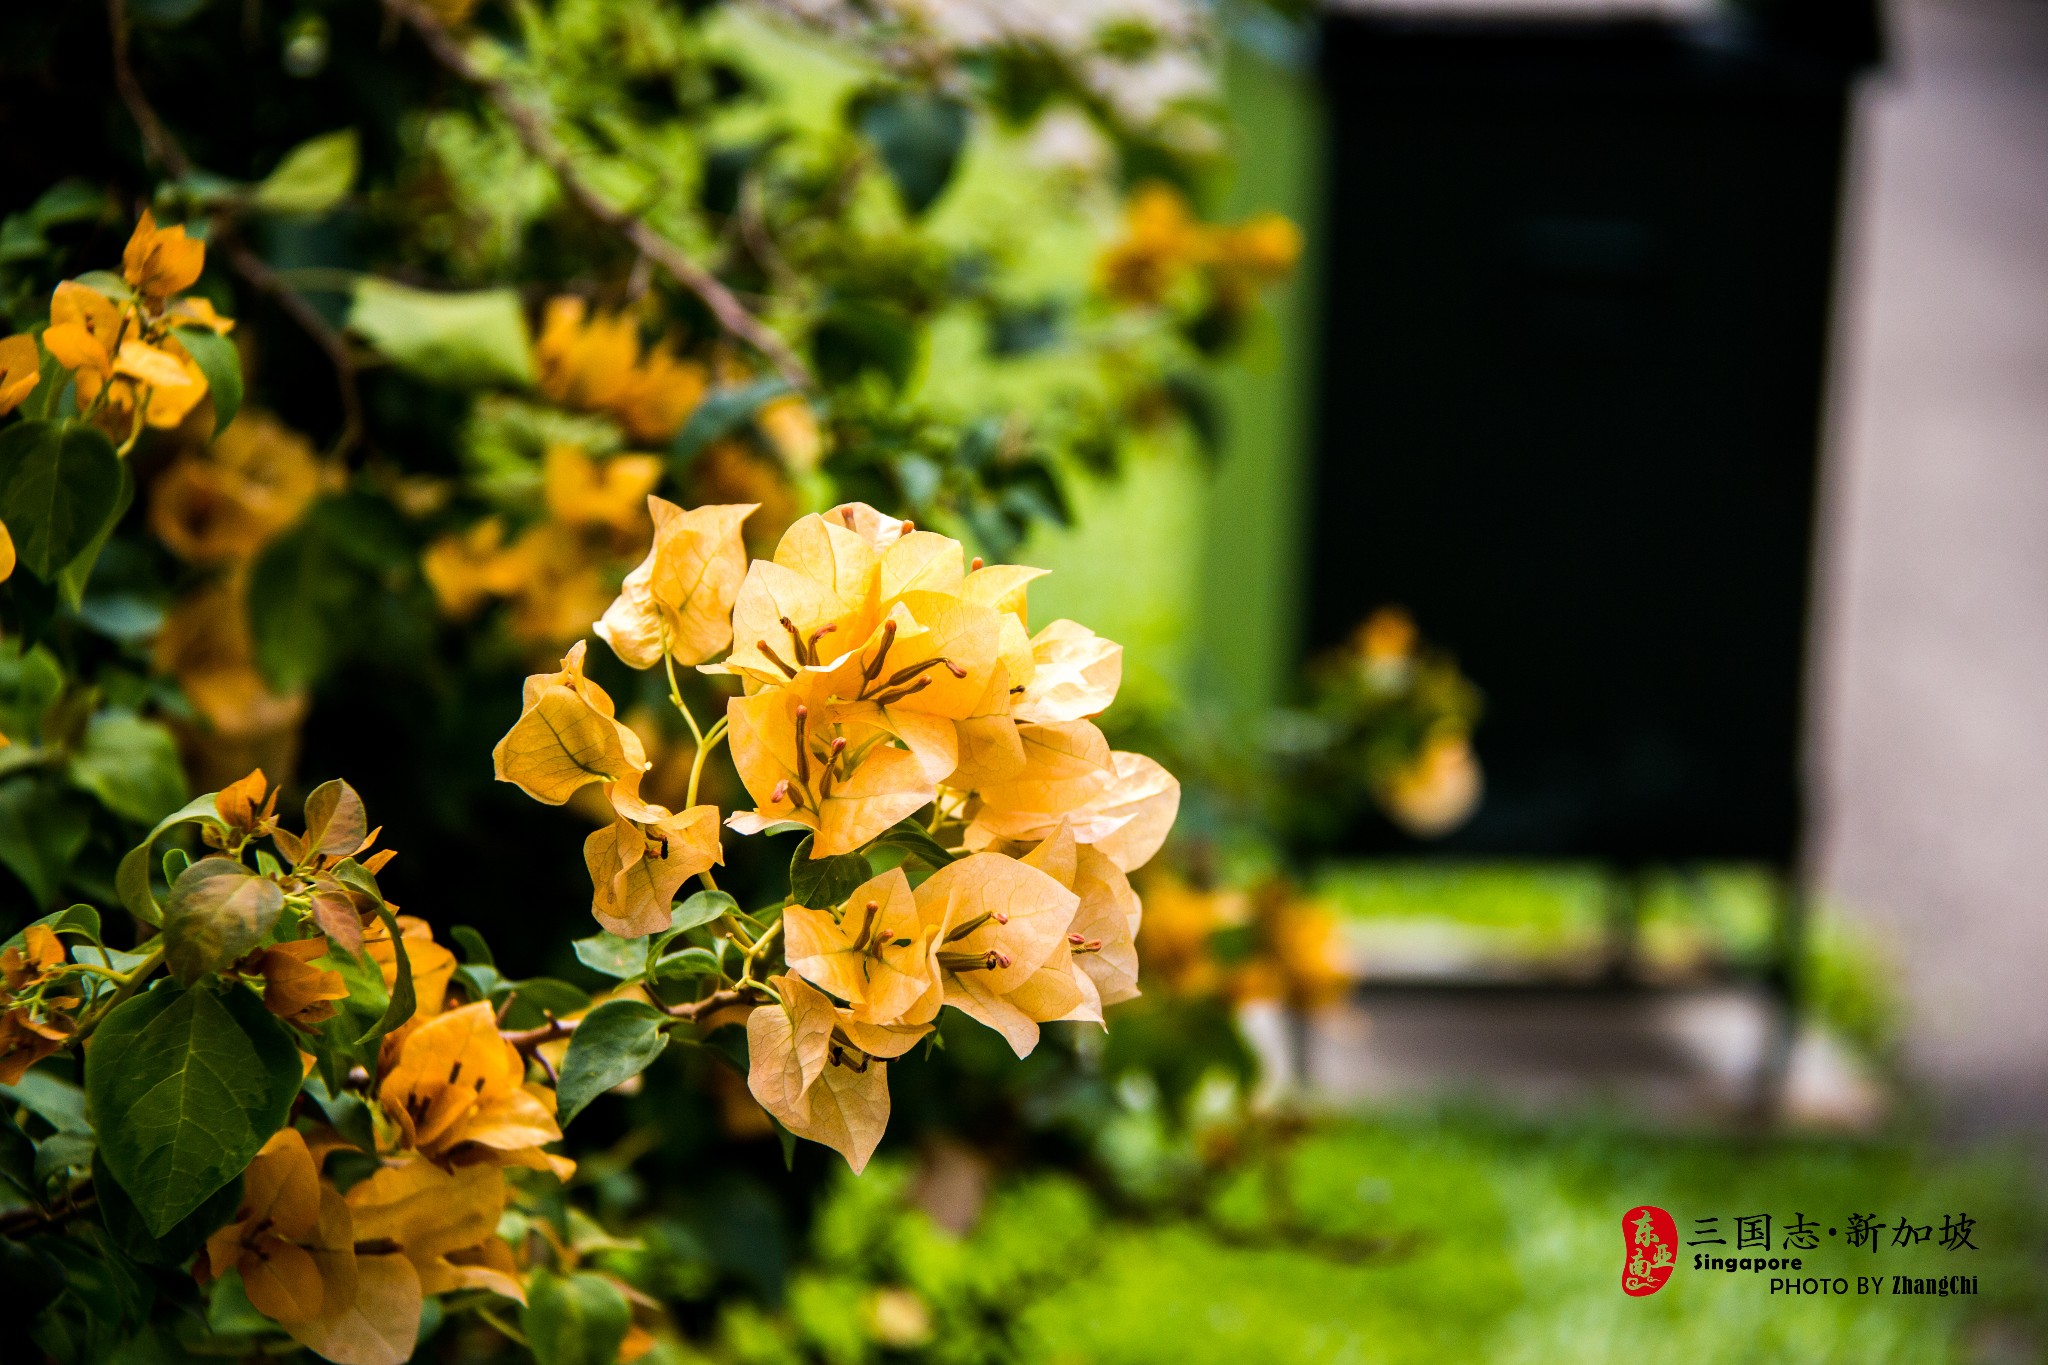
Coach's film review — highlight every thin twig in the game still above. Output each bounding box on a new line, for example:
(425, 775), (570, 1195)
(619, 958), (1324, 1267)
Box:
(659, 987), (745, 1022)
(383, 0), (813, 391)
(108, 0), (366, 459)
(220, 237), (365, 459)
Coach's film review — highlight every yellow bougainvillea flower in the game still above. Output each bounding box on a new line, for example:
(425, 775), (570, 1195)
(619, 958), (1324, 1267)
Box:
(756, 394), (824, 473)
(533, 296), (706, 445)
(123, 209), (206, 302)
(41, 281), (123, 381)
(612, 344), (708, 447)
(783, 867), (938, 1027)
(724, 688), (933, 855)
(541, 444), (663, 537)
(746, 972), (891, 1173)
(966, 724), (1179, 874)
(1016, 823), (1143, 1017)
(167, 294), (235, 335)
(1096, 182), (1207, 306)
(422, 517), (522, 619)
(257, 939), (349, 1032)
(584, 801), (723, 937)
(363, 914), (458, 1055)
(913, 851), (1082, 1058)
(0, 925), (79, 1084)
(344, 1157), (524, 1303)
(1009, 620), (1122, 726)
(0, 333), (40, 415)
(724, 512), (884, 687)
(1379, 729), (1481, 837)
(151, 410), (324, 564)
(378, 1000), (571, 1178)
(0, 519), (13, 584)
(202, 1128), (326, 1326)
(595, 498), (754, 669)
(493, 641), (649, 805)
(1211, 211), (1303, 286)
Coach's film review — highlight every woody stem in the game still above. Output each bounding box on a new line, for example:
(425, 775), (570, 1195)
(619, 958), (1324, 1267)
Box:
(73, 942), (164, 1042)
(382, 0), (812, 391)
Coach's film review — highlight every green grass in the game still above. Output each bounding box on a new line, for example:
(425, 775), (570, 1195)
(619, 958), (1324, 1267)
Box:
(1017, 1110), (2045, 1365)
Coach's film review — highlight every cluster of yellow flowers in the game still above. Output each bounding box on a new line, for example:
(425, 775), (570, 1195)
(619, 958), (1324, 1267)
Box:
(41, 212), (231, 443)
(188, 772), (563, 1365)
(423, 297), (821, 649)
(494, 500), (1178, 1170)
(0, 926), (81, 1083)
(1096, 182), (1302, 312)
(1136, 873), (1351, 1011)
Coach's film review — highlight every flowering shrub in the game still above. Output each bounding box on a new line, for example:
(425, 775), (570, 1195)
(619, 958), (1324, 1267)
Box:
(0, 492), (1172, 1363)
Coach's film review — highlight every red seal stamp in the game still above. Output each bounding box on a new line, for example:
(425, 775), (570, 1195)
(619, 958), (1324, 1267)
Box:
(1623, 1206), (1677, 1296)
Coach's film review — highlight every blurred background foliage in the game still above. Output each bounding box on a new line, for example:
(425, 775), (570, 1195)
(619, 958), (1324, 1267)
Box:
(0, 1), (2038, 1363)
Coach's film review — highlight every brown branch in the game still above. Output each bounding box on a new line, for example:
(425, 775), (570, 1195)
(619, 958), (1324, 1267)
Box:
(219, 237), (365, 459)
(108, 0), (365, 459)
(659, 987), (747, 1022)
(383, 0), (814, 392)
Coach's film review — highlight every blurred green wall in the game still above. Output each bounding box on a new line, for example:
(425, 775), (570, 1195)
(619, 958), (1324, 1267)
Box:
(1027, 36), (1322, 718)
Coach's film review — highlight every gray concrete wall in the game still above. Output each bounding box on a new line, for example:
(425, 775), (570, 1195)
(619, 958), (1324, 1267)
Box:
(1814, 0), (2048, 1130)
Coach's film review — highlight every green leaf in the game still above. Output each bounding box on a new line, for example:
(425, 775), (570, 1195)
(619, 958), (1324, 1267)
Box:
(68, 712), (187, 825)
(55, 459), (133, 608)
(651, 946), (719, 983)
(1, 1071), (89, 1136)
(556, 1000), (670, 1125)
(572, 932), (647, 981)
(356, 904), (415, 1050)
(250, 129), (359, 215)
(0, 777), (89, 909)
(0, 1107), (37, 1202)
(86, 980), (302, 1236)
(669, 377), (791, 470)
(856, 90), (971, 216)
(788, 835), (873, 910)
(348, 279), (535, 389)
(0, 420), (122, 580)
(1, 903), (100, 958)
(173, 325), (242, 435)
(872, 817), (957, 869)
(648, 889), (738, 960)
(161, 857), (284, 983)
(301, 778), (367, 856)
(115, 791), (226, 928)
(494, 977), (591, 1030)
(450, 924), (495, 967)
(93, 1149), (241, 1268)
(523, 1269), (631, 1365)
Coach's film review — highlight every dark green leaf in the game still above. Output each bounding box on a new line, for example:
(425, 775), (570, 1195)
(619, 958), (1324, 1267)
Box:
(115, 792), (225, 928)
(667, 890), (737, 936)
(0, 777), (89, 908)
(161, 857), (284, 983)
(812, 298), (916, 391)
(93, 1149), (241, 1268)
(651, 946), (720, 983)
(356, 905), (415, 1050)
(173, 325), (242, 435)
(572, 932), (647, 981)
(669, 378), (790, 470)
(788, 835), (872, 910)
(872, 817), (957, 869)
(86, 980), (302, 1235)
(301, 1071), (378, 1154)
(1, 1070), (89, 1135)
(0, 1106), (37, 1202)
(450, 924), (495, 967)
(857, 90), (971, 215)
(55, 459), (132, 608)
(556, 1000), (670, 1124)
(68, 712), (187, 824)
(301, 778), (367, 856)
(1, 902), (99, 958)
(494, 977), (591, 1030)
(0, 420), (122, 580)
(523, 1269), (631, 1365)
